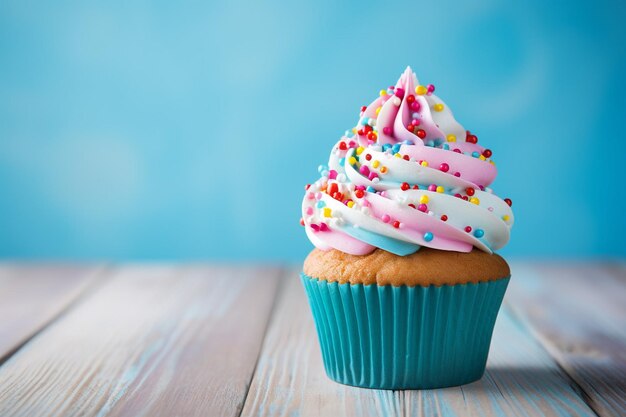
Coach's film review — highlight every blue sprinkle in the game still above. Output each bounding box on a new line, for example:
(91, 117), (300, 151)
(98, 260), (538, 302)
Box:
(411, 112), (420, 119)
(318, 164), (328, 174)
(366, 186), (376, 192)
(360, 118), (367, 125)
(316, 201), (326, 208)
(382, 144), (392, 152)
(423, 232), (434, 242)
(339, 158), (345, 167)
(392, 144), (401, 153)
(403, 139), (414, 145)
(474, 229), (485, 238)
(472, 151), (480, 158)
(442, 143), (450, 150)
(426, 140), (434, 147)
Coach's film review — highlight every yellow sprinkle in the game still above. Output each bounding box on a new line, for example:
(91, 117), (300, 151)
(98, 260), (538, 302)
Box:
(379, 89), (387, 96)
(375, 106), (382, 115)
(446, 134), (456, 142)
(433, 103), (444, 112)
(502, 215), (510, 221)
(420, 161), (429, 167)
(351, 127), (357, 134)
(347, 201), (355, 208)
(470, 197), (480, 205)
(372, 160), (380, 168)
(356, 146), (364, 155)
(436, 186), (445, 193)
(416, 85), (427, 95)
(380, 166), (388, 174)
(479, 155), (486, 161)
(348, 156), (357, 165)
(323, 207), (332, 217)
(394, 153), (402, 158)
(420, 195), (429, 204)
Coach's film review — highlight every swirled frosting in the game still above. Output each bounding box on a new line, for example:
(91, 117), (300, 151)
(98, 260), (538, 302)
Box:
(301, 67), (514, 256)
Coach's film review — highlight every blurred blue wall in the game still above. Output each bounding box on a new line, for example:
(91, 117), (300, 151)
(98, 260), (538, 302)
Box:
(1, 1), (624, 260)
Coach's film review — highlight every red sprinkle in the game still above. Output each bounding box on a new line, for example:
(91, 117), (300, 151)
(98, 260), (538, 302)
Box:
(365, 153), (372, 161)
(504, 198), (513, 207)
(392, 221), (400, 228)
(401, 182), (410, 191)
(439, 163), (449, 172)
(300, 217), (305, 226)
(361, 106), (367, 112)
(305, 184), (311, 190)
(367, 132), (376, 141)
(465, 226), (472, 233)
(338, 142), (348, 150)
(355, 189), (365, 198)
(466, 187), (475, 196)
(416, 129), (426, 139)
(403, 155), (410, 161)
(441, 215), (448, 221)
(482, 149), (492, 158)
(406, 95), (416, 103)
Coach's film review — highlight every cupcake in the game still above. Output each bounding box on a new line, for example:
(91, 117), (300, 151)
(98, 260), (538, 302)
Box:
(299, 67), (514, 389)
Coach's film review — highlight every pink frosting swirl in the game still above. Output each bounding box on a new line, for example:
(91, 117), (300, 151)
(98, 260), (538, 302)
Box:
(301, 67), (514, 256)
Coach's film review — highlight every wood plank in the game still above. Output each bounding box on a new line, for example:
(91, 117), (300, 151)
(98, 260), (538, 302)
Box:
(241, 269), (597, 417)
(506, 262), (626, 417)
(0, 264), (103, 363)
(0, 265), (282, 417)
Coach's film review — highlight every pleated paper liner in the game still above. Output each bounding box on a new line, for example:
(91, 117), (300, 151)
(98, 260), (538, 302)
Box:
(301, 273), (510, 389)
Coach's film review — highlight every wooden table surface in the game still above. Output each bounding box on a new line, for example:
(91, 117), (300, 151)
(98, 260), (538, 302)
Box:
(0, 262), (624, 417)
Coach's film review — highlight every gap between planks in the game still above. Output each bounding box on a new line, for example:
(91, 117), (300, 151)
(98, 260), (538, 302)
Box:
(0, 264), (109, 367)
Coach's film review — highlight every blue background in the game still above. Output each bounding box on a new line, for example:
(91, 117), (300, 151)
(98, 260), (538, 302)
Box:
(1, 1), (624, 261)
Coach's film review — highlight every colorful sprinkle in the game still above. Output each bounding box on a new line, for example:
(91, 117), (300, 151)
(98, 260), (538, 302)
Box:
(401, 182), (410, 191)
(436, 186), (445, 193)
(416, 85), (427, 95)
(323, 208), (332, 217)
(446, 134), (456, 142)
(474, 229), (484, 238)
(502, 215), (510, 221)
(381, 214), (391, 223)
(441, 215), (448, 221)
(504, 198), (513, 207)
(466, 187), (475, 196)
(392, 220), (401, 228)
(465, 226), (472, 233)
(423, 232), (434, 242)
(433, 103), (444, 112)
(439, 163), (449, 172)
(420, 195), (429, 204)
(470, 197), (480, 205)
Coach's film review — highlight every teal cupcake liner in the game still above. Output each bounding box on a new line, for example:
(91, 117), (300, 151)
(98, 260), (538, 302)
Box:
(301, 273), (510, 389)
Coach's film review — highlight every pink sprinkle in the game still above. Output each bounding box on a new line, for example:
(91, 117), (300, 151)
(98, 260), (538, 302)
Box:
(315, 192), (323, 200)
(427, 84), (435, 94)
(380, 191), (387, 197)
(394, 88), (405, 98)
(479, 185), (485, 191)
(428, 184), (437, 192)
(453, 148), (462, 153)
(355, 185), (366, 191)
(307, 192), (315, 200)
(381, 214), (391, 223)
(439, 163), (449, 172)
(411, 119), (419, 126)
(418, 204), (428, 212)
(383, 126), (392, 135)
(359, 165), (370, 176)
(454, 172), (461, 177)
(310, 224), (320, 232)
(368, 172), (378, 180)
(348, 141), (357, 148)
(306, 207), (313, 215)
(319, 223), (329, 232)
(410, 102), (420, 111)
(328, 170), (337, 180)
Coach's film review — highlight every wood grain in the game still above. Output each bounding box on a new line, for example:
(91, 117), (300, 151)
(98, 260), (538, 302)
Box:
(0, 264), (103, 363)
(506, 262), (626, 417)
(241, 269), (597, 417)
(0, 265), (282, 417)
